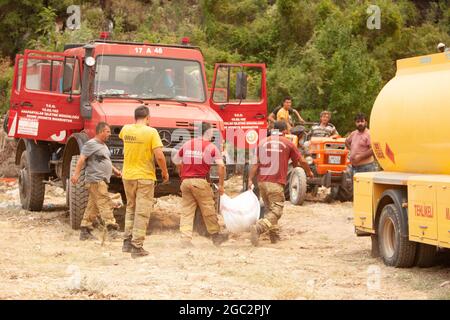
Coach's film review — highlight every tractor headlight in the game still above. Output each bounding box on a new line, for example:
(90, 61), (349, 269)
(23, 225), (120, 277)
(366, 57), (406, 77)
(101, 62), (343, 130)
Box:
(306, 156), (313, 165)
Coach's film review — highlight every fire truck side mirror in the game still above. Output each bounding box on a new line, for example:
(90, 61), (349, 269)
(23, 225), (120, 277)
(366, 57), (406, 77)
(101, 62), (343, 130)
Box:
(80, 44), (95, 119)
(236, 71), (247, 100)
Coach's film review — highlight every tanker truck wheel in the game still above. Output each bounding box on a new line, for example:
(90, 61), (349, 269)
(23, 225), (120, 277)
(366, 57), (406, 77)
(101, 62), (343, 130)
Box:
(19, 152), (45, 211)
(69, 155), (88, 230)
(414, 243), (437, 268)
(378, 204), (416, 267)
(289, 167), (307, 205)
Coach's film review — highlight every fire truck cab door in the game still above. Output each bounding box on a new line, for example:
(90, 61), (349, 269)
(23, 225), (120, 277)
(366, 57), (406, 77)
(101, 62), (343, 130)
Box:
(10, 49), (83, 143)
(209, 63), (268, 150)
(7, 54), (23, 137)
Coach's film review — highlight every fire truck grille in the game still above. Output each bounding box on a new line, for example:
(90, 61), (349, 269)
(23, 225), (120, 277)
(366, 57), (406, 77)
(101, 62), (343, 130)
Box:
(107, 126), (195, 160)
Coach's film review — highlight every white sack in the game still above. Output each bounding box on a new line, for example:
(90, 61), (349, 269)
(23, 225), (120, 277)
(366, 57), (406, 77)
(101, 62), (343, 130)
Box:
(220, 190), (260, 233)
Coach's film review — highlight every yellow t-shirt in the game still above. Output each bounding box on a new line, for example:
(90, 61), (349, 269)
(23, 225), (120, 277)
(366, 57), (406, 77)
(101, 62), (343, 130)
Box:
(119, 124), (163, 180)
(276, 108), (290, 122)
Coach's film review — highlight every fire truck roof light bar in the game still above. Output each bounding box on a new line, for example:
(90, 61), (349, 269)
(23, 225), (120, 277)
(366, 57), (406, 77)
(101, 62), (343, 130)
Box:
(92, 39), (201, 51)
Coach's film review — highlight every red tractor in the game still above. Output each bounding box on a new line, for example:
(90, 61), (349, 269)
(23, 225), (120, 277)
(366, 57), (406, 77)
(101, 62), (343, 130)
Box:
(4, 36), (268, 229)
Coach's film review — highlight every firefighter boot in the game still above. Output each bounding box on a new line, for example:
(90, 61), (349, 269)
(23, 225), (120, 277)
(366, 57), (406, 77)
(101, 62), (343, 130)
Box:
(122, 237), (132, 253)
(269, 231), (281, 244)
(211, 232), (229, 247)
(131, 245), (149, 258)
(80, 227), (97, 241)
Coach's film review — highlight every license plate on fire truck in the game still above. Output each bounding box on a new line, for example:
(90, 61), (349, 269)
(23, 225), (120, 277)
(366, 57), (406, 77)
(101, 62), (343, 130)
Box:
(109, 147), (123, 157)
(328, 155), (341, 164)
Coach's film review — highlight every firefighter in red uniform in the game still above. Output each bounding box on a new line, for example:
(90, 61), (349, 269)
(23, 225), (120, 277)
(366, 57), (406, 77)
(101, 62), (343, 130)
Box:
(173, 122), (229, 247)
(248, 121), (313, 246)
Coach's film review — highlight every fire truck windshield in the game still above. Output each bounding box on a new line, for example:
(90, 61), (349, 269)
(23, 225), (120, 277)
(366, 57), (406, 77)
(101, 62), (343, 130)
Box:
(94, 55), (206, 102)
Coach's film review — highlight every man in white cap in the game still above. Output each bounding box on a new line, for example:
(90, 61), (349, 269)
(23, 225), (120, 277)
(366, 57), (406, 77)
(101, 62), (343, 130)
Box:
(437, 42), (446, 53)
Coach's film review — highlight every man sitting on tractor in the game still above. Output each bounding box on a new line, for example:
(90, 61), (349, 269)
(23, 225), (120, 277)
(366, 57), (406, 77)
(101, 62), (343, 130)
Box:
(311, 110), (339, 138)
(268, 96), (305, 133)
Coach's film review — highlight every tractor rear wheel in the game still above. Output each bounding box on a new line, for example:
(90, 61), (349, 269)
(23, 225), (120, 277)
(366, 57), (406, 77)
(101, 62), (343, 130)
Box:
(337, 169), (353, 201)
(378, 204), (416, 267)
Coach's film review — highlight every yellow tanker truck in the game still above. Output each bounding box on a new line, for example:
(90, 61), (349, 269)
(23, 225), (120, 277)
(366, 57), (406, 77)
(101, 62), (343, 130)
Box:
(354, 50), (450, 268)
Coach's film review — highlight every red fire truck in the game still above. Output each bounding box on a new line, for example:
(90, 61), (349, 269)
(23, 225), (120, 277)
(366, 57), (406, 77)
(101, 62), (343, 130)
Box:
(4, 37), (267, 229)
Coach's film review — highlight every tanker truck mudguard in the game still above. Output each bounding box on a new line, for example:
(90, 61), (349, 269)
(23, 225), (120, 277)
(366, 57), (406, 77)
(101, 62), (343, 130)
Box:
(353, 51), (450, 268)
(6, 38), (267, 229)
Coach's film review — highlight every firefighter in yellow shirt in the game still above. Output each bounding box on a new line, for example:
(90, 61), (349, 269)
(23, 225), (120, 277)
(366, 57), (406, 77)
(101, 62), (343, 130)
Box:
(119, 105), (169, 258)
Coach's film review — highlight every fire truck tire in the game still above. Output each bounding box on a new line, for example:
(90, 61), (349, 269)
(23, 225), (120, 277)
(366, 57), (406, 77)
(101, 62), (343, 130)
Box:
(414, 243), (437, 268)
(378, 204), (417, 268)
(289, 167), (307, 205)
(65, 178), (70, 208)
(19, 152), (45, 211)
(69, 155), (88, 230)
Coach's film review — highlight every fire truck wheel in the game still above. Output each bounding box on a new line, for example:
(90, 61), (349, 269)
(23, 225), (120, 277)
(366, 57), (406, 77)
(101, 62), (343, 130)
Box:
(378, 204), (417, 268)
(65, 179), (70, 208)
(19, 152), (45, 211)
(414, 243), (437, 268)
(289, 167), (307, 205)
(69, 155), (88, 230)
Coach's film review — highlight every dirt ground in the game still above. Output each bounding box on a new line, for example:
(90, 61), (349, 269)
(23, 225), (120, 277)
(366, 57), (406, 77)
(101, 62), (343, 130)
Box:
(0, 175), (449, 300)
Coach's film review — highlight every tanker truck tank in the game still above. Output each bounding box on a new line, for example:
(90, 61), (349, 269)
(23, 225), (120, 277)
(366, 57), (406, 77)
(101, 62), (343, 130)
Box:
(370, 51), (450, 174)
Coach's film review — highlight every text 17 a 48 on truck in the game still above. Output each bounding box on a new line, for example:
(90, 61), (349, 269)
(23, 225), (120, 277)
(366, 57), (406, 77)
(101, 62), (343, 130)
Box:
(354, 50), (450, 268)
(4, 35), (268, 229)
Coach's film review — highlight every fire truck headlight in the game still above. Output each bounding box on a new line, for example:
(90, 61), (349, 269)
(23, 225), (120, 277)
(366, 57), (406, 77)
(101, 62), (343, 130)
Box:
(85, 56), (96, 67)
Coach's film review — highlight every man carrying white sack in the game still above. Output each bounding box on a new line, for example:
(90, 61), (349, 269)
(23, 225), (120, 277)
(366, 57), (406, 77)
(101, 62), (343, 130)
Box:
(248, 121), (313, 246)
(173, 122), (229, 247)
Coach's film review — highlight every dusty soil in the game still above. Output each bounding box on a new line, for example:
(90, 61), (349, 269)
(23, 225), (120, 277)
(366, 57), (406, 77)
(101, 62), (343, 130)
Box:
(0, 175), (449, 300)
